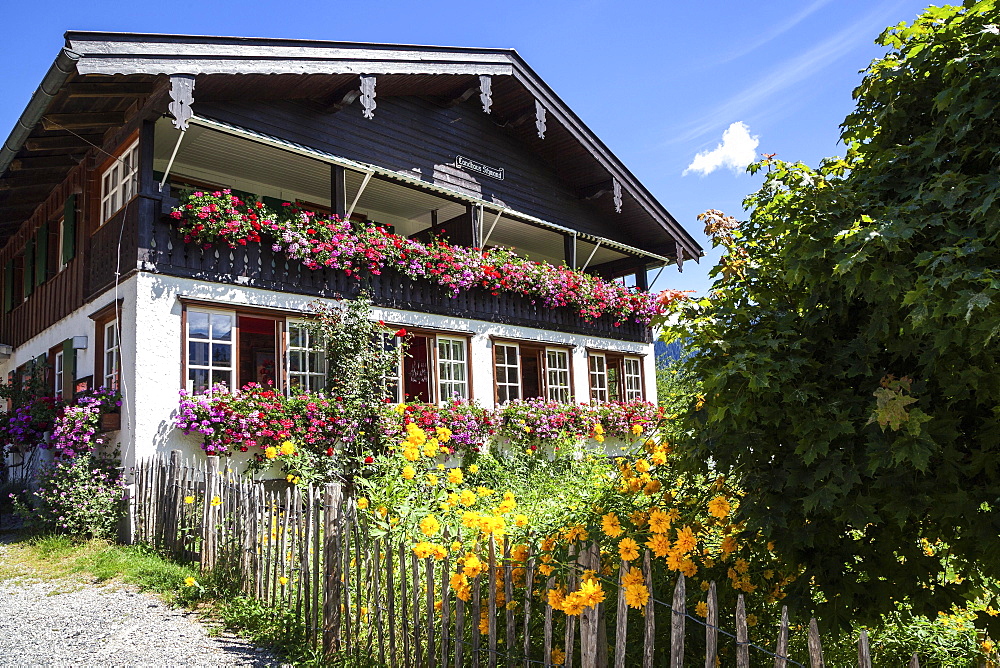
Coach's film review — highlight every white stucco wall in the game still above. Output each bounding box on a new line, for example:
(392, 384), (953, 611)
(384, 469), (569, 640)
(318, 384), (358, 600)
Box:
(6, 271), (656, 469)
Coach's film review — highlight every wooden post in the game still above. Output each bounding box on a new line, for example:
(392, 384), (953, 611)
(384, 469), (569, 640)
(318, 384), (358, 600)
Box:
(166, 450), (181, 553)
(322, 482), (344, 657)
(331, 165), (347, 218)
(426, 557), (436, 667)
(774, 606), (789, 668)
(522, 545), (535, 666)
(857, 629), (871, 668)
(705, 581), (718, 668)
(735, 594), (749, 668)
(543, 576), (555, 668)
(669, 575), (685, 668)
(454, 574), (466, 668)
(909, 653), (920, 668)
(504, 538), (514, 668)
(400, 544), (411, 668)
(565, 543), (578, 668)
(200, 455), (219, 572)
(580, 543), (600, 668)
(613, 562), (628, 668)
(472, 572), (483, 668)
(807, 618), (825, 668)
(488, 537), (498, 668)
(642, 550), (654, 668)
(386, 538), (399, 668)
(441, 554), (451, 668)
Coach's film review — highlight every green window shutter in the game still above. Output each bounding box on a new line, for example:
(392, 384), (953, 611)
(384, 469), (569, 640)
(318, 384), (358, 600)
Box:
(62, 195), (77, 264)
(62, 338), (77, 399)
(35, 223), (48, 286)
(2, 260), (12, 313)
(23, 239), (34, 298)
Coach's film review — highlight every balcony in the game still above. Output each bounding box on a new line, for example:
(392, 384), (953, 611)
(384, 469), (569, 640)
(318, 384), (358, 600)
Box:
(140, 215), (651, 342)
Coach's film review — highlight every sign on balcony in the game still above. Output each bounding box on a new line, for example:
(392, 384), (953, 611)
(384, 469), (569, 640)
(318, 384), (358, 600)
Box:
(456, 155), (504, 181)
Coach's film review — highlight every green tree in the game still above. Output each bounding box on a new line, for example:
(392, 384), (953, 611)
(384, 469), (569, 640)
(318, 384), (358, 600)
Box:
(663, 0), (1000, 629)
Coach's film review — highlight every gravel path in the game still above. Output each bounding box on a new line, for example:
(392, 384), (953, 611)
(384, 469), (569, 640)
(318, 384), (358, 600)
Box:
(0, 542), (283, 667)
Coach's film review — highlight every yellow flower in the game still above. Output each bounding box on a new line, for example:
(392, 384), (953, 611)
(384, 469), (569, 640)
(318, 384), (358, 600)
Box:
(460, 489), (477, 506)
(551, 647), (566, 665)
(707, 496), (731, 519)
(402, 465), (416, 480)
(279, 441), (295, 456)
(183, 495), (195, 504)
(514, 514), (529, 528)
(643, 479), (662, 496)
(279, 576), (289, 586)
(619, 538), (640, 561)
(674, 526), (698, 554)
(357, 497), (369, 510)
(210, 496), (222, 507)
(264, 446), (278, 459)
(634, 459), (650, 473)
(184, 576), (197, 587)
(622, 566), (645, 588)
(403, 447), (420, 462)
(448, 468), (464, 485)
(463, 554), (483, 578)
(695, 601), (708, 617)
(427, 474), (439, 486)
(631, 424), (643, 436)
(601, 513), (623, 538)
(746, 614), (758, 627)
(436, 426), (452, 442)
(420, 515), (441, 537)
(624, 584), (649, 609)
(648, 509), (671, 533)
(286, 474), (294, 483)
(468, 464), (479, 473)
(645, 533), (671, 558)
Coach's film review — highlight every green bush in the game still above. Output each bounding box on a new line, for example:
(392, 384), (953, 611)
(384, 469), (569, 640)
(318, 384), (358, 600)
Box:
(11, 453), (125, 539)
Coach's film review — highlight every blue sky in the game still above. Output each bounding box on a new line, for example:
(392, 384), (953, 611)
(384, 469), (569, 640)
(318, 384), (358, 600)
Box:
(0, 0), (935, 294)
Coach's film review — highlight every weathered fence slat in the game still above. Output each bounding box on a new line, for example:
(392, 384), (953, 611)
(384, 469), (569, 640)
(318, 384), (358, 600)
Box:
(522, 544), (535, 667)
(504, 538), (514, 668)
(322, 483), (343, 656)
(564, 543), (577, 668)
(488, 536), (498, 668)
(909, 653), (920, 668)
(426, 556), (436, 667)
(472, 572), (483, 668)
(642, 550), (654, 668)
(857, 628), (871, 668)
(736, 593), (750, 668)
(670, 575), (686, 668)
(411, 550), (421, 668)
(543, 576), (554, 668)
(706, 581), (718, 668)
(580, 543), (600, 668)
(775, 605), (789, 668)
(808, 618), (825, 668)
(399, 542), (412, 668)
(613, 562), (628, 668)
(440, 553), (451, 668)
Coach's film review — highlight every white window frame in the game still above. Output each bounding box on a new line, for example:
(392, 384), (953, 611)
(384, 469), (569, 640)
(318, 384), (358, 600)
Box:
(589, 353), (608, 403)
(185, 309), (235, 394)
(378, 332), (403, 403)
(100, 140), (140, 225)
(286, 320), (327, 394)
(545, 347), (572, 403)
(103, 321), (120, 391)
(55, 217), (67, 273)
(53, 351), (64, 397)
(437, 336), (468, 403)
(494, 342), (520, 405)
(623, 356), (643, 401)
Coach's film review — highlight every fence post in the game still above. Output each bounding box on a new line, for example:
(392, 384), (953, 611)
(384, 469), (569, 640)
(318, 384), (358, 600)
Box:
(165, 449), (182, 553)
(857, 629), (871, 668)
(669, 575), (686, 668)
(201, 455), (219, 571)
(807, 618), (825, 668)
(580, 542), (600, 668)
(322, 482), (344, 657)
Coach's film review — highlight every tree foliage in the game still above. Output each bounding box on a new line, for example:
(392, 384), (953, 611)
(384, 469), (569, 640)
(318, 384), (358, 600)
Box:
(663, 0), (1000, 629)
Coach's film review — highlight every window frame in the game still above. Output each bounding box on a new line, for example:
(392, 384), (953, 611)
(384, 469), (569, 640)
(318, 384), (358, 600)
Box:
(91, 301), (123, 393)
(99, 139), (140, 226)
(494, 341), (521, 405)
(378, 331), (404, 403)
(286, 319), (328, 394)
(184, 308), (236, 395)
(436, 335), (470, 403)
(545, 347), (572, 403)
(623, 356), (643, 401)
(589, 352), (609, 403)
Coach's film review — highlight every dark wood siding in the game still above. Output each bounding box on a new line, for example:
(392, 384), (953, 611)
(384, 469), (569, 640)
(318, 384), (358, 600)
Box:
(194, 96), (640, 245)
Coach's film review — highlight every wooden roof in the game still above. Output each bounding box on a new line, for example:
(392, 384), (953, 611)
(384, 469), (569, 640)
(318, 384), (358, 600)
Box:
(0, 32), (702, 262)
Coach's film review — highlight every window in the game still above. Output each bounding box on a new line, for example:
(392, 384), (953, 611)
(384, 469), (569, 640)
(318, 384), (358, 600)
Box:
(589, 353), (608, 402)
(100, 140), (140, 224)
(186, 310), (234, 394)
(103, 321), (120, 390)
(437, 336), (468, 401)
(494, 343), (520, 404)
(54, 351), (64, 398)
(379, 332), (403, 403)
(546, 348), (572, 402)
(623, 357), (643, 401)
(287, 321), (326, 393)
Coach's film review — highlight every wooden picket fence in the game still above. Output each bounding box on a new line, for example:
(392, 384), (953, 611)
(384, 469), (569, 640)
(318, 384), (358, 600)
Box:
(131, 451), (927, 667)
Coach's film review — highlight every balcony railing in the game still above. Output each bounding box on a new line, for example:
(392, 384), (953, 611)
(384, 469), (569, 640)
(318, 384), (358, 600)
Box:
(140, 215), (651, 343)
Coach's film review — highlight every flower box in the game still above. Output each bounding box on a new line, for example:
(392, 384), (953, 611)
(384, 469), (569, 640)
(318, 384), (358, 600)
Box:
(100, 412), (121, 432)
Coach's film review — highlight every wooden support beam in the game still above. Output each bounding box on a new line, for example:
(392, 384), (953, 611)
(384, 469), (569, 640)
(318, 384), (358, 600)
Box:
(331, 165), (347, 218)
(24, 135), (104, 151)
(634, 266), (649, 291)
(468, 204), (483, 249)
(64, 82), (156, 98)
(10, 155), (83, 171)
(41, 112), (126, 131)
(444, 82), (480, 108)
(564, 233), (577, 269)
(316, 81), (362, 113)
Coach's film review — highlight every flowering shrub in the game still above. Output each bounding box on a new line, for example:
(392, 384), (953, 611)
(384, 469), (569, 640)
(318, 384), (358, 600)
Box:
(10, 452), (125, 539)
(48, 388), (121, 457)
(0, 395), (61, 446)
(170, 190), (684, 325)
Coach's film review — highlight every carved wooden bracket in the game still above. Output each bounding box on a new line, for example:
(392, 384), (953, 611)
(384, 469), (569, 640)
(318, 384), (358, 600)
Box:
(675, 240), (685, 272)
(535, 100), (547, 139)
(612, 178), (623, 213)
(479, 75), (492, 114)
(168, 75), (196, 131)
(360, 75), (377, 119)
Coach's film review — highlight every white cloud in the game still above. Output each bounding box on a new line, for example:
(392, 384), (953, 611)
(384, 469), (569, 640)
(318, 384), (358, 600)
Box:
(683, 122), (759, 176)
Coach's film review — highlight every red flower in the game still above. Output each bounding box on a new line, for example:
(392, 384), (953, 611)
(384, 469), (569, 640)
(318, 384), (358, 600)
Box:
(395, 328), (407, 337)
(364, 456), (374, 464)
(326, 447), (334, 456)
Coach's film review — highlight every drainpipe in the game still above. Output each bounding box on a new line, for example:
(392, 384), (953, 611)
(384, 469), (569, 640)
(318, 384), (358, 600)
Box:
(0, 48), (80, 177)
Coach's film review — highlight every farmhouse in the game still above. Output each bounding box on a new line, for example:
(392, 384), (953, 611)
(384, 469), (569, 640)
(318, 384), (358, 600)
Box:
(0, 32), (701, 467)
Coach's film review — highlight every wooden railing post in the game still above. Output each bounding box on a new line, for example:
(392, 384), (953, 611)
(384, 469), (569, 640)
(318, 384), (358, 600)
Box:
(322, 482), (344, 657)
(200, 455), (219, 571)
